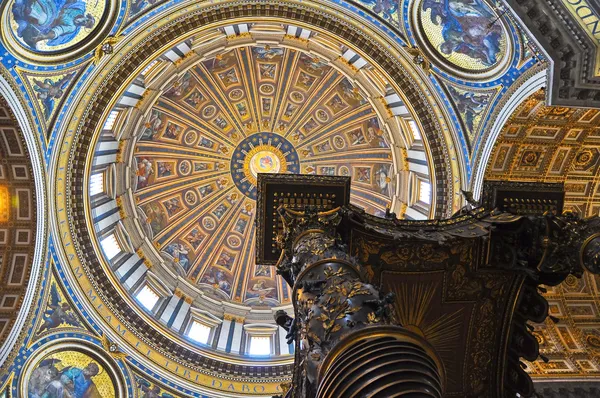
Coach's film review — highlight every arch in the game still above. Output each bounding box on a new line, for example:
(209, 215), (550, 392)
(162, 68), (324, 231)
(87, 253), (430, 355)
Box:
(0, 73), (48, 368)
(470, 67), (547, 199)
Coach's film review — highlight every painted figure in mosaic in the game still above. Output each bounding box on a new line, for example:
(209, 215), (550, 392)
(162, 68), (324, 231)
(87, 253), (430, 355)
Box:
(12, 0), (96, 50)
(136, 158), (154, 189)
(359, 0), (398, 21)
(138, 379), (176, 398)
(423, 0), (503, 66)
(39, 284), (81, 333)
(33, 73), (75, 119)
(253, 46), (284, 60)
(164, 243), (190, 270)
(448, 87), (489, 132)
(140, 110), (163, 141)
(29, 360), (101, 398)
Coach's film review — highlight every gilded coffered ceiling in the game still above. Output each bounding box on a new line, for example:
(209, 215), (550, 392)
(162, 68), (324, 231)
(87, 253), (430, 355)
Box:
(485, 89), (600, 379)
(486, 89), (600, 217)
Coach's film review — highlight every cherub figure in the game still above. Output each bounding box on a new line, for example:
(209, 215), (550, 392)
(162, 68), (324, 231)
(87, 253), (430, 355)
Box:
(33, 73), (75, 119)
(39, 284), (81, 333)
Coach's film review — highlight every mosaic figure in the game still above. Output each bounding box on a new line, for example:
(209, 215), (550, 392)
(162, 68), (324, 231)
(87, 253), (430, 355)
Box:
(253, 46), (284, 60)
(157, 162), (173, 178)
(198, 137), (214, 149)
(327, 94), (346, 113)
(163, 123), (181, 140)
(366, 119), (388, 147)
(319, 166), (336, 176)
(297, 72), (316, 90)
(358, 0), (398, 21)
(301, 118), (318, 135)
(283, 104), (297, 119)
(143, 202), (167, 235)
(356, 167), (371, 183)
(164, 242), (190, 270)
(259, 63), (276, 79)
(236, 102), (248, 117)
(301, 54), (328, 74)
(136, 158), (154, 189)
(212, 204), (228, 218)
(216, 251), (235, 270)
(140, 110), (164, 141)
(213, 116), (228, 129)
(201, 267), (232, 294)
(422, 0), (504, 67)
(261, 98), (271, 113)
(314, 140), (332, 153)
(137, 377), (177, 398)
(164, 198), (182, 217)
(348, 129), (366, 146)
(340, 79), (364, 103)
(448, 86), (489, 133)
(234, 218), (247, 234)
(183, 90), (204, 108)
(29, 359), (102, 398)
(129, 0), (162, 17)
(255, 264), (270, 277)
(38, 283), (81, 333)
(186, 228), (204, 250)
(33, 73), (75, 119)
(164, 72), (192, 98)
(247, 279), (276, 299)
(198, 184), (214, 198)
(12, 0), (96, 50)
(375, 164), (393, 197)
(218, 69), (238, 86)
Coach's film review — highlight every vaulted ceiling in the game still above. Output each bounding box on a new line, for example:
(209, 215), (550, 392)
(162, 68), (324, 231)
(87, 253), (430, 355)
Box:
(486, 89), (600, 379)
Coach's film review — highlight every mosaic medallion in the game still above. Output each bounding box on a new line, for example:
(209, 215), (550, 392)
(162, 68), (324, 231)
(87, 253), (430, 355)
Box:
(1, 0), (118, 62)
(411, 0), (511, 79)
(20, 340), (124, 397)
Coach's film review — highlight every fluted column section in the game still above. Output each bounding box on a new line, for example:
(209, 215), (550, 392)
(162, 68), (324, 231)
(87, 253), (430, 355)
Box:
(274, 206), (443, 398)
(317, 327), (443, 398)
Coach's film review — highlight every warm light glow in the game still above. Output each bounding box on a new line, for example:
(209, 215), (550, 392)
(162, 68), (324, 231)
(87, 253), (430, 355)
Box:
(419, 181), (431, 204)
(188, 321), (211, 344)
(89, 173), (104, 196)
(136, 285), (160, 311)
(103, 110), (120, 130)
(408, 120), (421, 140)
(249, 336), (271, 355)
(100, 234), (121, 261)
(0, 185), (9, 222)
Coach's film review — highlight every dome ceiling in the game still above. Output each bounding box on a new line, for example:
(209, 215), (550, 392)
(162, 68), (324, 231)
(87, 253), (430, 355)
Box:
(45, 6), (456, 393)
(132, 45), (395, 306)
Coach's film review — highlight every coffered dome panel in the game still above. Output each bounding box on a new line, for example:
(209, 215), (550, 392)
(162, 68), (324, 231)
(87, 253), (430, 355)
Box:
(126, 43), (400, 308)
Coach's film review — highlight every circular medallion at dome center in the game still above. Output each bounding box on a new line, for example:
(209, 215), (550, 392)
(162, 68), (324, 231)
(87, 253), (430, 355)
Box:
(231, 132), (299, 199)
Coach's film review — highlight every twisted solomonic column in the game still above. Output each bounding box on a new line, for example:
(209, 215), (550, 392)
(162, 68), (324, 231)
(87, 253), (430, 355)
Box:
(273, 206), (444, 398)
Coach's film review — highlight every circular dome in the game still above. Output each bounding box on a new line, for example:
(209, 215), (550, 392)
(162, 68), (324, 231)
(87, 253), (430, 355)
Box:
(51, 4), (459, 394)
(129, 43), (397, 307)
